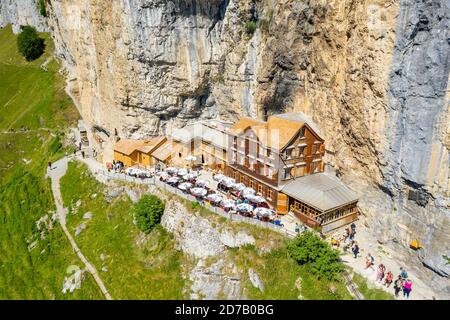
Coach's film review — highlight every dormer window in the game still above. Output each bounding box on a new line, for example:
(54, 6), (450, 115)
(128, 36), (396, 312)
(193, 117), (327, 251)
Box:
(299, 127), (306, 138)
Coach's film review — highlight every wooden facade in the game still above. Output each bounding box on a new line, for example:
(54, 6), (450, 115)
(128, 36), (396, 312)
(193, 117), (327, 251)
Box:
(289, 199), (359, 233)
(113, 137), (167, 168)
(226, 114), (326, 214)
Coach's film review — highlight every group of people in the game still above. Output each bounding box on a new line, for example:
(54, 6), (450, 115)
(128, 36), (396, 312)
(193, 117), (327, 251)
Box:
(331, 223), (414, 299)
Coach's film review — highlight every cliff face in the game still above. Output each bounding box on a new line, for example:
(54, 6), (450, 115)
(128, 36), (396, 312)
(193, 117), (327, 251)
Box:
(1, 0), (449, 280)
(0, 0), (47, 33)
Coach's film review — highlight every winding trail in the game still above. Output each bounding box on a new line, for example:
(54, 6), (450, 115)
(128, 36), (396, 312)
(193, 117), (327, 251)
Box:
(47, 156), (112, 300)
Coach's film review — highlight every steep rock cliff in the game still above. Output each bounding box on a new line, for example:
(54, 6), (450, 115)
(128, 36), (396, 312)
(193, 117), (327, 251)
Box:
(0, 0), (47, 33)
(1, 0), (449, 283)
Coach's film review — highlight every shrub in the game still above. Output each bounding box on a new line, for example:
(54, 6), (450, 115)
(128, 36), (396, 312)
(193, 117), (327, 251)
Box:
(134, 195), (165, 234)
(37, 0), (47, 17)
(244, 21), (257, 35)
(287, 231), (343, 280)
(17, 26), (45, 61)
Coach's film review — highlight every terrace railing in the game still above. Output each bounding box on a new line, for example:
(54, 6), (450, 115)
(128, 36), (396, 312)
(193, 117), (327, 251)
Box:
(92, 168), (295, 238)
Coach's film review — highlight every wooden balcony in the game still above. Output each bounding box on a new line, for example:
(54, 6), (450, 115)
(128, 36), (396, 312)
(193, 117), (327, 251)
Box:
(290, 206), (321, 229)
(231, 163), (278, 187)
(290, 205), (359, 233)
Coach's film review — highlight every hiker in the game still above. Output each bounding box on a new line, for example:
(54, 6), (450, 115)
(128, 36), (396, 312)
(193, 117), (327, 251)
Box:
(384, 271), (394, 287)
(48, 161), (52, 170)
(365, 253), (375, 269)
(352, 242), (360, 258)
(343, 227), (350, 243)
(394, 276), (403, 298)
(403, 279), (412, 299)
(349, 228), (356, 241)
(400, 267), (408, 280)
(376, 264), (386, 282)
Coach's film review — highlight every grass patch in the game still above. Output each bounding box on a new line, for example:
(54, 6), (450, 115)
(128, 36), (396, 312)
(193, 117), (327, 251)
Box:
(230, 244), (353, 300)
(352, 273), (395, 300)
(60, 162), (186, 299)
(0, 169), (102, 299)
(0, 24), (90, 299)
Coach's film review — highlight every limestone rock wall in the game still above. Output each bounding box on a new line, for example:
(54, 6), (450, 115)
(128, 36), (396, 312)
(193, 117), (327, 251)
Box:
(0, 0), (47, 33)
(1, 0), (449, 278)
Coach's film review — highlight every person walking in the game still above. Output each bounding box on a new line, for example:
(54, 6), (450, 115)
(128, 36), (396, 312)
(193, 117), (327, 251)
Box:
(81, 150), (85, 159)
(352, 242), (360, 259)
(48, 161), (52, 170)
(384, 271), (393, 287)
(376, 264), (386, 282)
(400, 267), (408, 280)
(403, 278), (412, 299)
(295, 223), (300, 235)
(365, 253), (375, 270)
(394, 276), (403, 298)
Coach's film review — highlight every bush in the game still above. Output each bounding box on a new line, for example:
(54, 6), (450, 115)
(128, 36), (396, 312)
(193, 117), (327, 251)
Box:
(287, 231), (343, 280)
(244, 21), (257, 35)
(38, 0), (47, 17)
(17, 26), (45, 61)
(134, 195), (165, 234)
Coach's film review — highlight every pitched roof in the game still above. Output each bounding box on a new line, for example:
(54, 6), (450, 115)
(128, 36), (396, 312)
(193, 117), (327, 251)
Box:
(152, 140), (177, 161)
(227, 117), (265, 135)
(171, 122), (229, 149)
(228, 112), (322, 150)
(113, 137), (166, 156)
(281, 173), (359, 212)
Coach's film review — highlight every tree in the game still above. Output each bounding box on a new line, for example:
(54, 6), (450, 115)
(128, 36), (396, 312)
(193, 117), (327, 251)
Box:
(17, 26), (45, 61)
(287, 231), (344, 280)
(133, 195), (165, 234)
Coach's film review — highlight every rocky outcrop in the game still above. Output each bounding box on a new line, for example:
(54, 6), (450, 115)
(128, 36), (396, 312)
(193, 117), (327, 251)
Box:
(0, 0), (47, 33)
(189, 259), (243, 300)
(161, 198), (259, 299)
(1, 0), (449, 281)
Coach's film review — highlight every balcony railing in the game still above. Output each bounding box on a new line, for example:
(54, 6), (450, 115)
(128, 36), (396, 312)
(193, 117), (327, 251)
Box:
(231, 163), (278, 186)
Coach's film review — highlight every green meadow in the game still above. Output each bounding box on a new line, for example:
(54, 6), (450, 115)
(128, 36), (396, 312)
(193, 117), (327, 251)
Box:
(0, 25), (101, 299)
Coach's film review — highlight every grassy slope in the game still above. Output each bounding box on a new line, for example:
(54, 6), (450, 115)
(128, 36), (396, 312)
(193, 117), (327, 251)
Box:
(60, 161), (186, 299)
(352, 273), (395, 300)
(0, 25), (102, 300)
(163, 196), (354, 300)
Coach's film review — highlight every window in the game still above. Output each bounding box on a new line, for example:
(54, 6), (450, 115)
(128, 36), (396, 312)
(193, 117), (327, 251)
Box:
(285, 148), (293, 159)
(250, 160), (255, 171)
(250, 179), (255, 189)
(283, 167), (292, 180)
(258, 184), (263, 195)
(298, 146), (305, 157)
(179, 152), (182, 158)
(312, 161), (320, 173)
(268, 167), (273, 178)
(240, 175), (245, 183)
(267, 189), (273, 201)
(239, 155), (245, 165)
(299, 127), (305, 138)
(232, 151), (237, 162)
